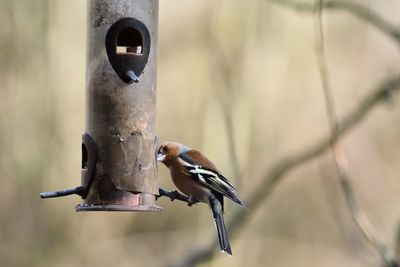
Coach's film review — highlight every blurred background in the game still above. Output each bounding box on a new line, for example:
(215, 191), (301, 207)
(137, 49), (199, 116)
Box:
(1, 0), (400, 266)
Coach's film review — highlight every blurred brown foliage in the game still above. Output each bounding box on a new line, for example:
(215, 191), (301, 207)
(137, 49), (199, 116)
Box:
(1, 0), (400, 267)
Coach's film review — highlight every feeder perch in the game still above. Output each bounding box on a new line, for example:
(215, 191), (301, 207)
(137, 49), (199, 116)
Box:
(41, 0), (161, 212)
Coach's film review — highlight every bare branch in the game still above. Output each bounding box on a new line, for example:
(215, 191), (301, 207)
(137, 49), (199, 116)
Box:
(269, 0), (400, 45)
(314, 1), (399, 266)
(167, 2), (400, 266)
(168, 73), (400, 267)
(202, 7), (243, 185)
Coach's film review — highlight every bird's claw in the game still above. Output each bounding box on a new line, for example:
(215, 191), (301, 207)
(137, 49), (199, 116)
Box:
(187, 195), (198, 207)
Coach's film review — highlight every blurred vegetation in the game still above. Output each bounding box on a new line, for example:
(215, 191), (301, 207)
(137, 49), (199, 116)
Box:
(1, 0), (400, 267)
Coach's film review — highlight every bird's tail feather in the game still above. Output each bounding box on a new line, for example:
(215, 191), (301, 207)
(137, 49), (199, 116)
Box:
(214, 211), (232, 256)
(210, 196), (232, 256)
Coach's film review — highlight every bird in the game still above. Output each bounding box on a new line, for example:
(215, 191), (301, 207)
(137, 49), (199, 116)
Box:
(157, 141), (244, 256)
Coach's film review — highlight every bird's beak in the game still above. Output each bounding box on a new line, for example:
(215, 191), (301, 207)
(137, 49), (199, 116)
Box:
(157, 152), (166, 162)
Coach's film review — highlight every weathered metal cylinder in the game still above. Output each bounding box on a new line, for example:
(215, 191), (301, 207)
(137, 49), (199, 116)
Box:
(76, 0), (160, 211)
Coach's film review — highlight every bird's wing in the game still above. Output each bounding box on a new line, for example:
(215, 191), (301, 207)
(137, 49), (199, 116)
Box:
(180, 150), (219, 171)
(179, 150), (243, 206)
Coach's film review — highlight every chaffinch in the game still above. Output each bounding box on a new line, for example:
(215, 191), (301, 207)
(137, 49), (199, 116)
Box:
(157, 141), (244, 256)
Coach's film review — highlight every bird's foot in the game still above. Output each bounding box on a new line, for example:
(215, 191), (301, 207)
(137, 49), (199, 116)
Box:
(187, 195), (199, 207)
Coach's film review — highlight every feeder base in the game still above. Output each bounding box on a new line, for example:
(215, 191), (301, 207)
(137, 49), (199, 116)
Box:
(75, 204), (162, 212)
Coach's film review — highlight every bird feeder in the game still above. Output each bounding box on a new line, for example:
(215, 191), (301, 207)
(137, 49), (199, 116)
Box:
(41, 0), (161, 212)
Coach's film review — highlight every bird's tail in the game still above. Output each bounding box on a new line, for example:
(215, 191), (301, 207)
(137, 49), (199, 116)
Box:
(209, 196), (232, 256)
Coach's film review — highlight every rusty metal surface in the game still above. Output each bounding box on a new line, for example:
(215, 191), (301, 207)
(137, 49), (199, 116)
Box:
(99, 133), (158, 193)
(40, 0), (160, 212)
(86, 0), (159, 196)
(76, 0), (160, 211)
(76, 178), (161, 211)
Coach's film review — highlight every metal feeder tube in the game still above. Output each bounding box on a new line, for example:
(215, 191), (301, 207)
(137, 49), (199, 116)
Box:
(41, 0), (161, 212)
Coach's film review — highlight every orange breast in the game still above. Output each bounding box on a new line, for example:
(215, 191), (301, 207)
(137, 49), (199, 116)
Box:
(169, 159), (210, 203)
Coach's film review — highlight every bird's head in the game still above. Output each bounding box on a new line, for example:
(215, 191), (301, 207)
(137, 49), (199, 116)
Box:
(157, 142), (190, 163)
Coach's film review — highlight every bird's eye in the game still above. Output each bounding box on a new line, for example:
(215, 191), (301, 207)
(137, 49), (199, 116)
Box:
(163, 146), (169, 152)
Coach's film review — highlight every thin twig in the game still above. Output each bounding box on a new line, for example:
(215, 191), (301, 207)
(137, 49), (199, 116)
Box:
(269, 0), (400, 45)
(168, 2), (400, 266)
(313, 2), (398, 266)
(168, 74), (400, 267)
